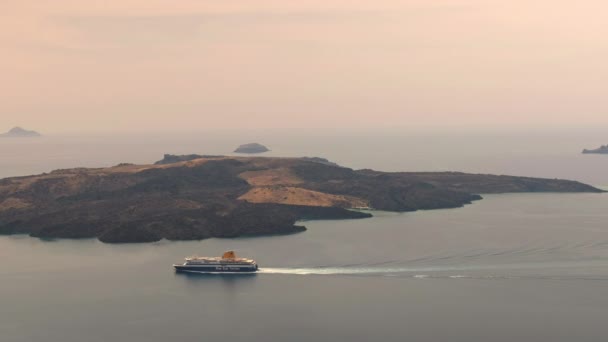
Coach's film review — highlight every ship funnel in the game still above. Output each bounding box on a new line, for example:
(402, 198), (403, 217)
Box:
(222, 251), (236, 259)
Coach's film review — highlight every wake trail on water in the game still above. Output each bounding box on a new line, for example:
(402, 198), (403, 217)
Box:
(258, 258), (608, 280)
(259, 265), (495, 276)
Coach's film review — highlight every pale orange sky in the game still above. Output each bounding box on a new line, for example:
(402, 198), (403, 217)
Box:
(1, 1), (607, 133)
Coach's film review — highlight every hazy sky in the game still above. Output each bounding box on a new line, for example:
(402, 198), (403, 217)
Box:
(2, 1), (607, 133)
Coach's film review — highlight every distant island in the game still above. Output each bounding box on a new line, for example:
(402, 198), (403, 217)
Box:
(0, 155), (602, 243)
(582, 145), (608, 154)
(0, 127), (41, 138)
(234, 143), (270, 154)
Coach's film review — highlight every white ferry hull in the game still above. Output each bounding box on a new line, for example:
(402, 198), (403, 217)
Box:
(173, 264), (258, 273)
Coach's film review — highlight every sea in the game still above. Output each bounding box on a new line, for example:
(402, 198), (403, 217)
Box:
(1, 128), (607, 342)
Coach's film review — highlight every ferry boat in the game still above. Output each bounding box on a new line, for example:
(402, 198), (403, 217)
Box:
(173, 251), (259, 273)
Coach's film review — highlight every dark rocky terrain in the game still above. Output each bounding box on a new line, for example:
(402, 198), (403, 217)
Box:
(582, 145), (608, 154)
(0, 126), (41, 138)
(0, 156), (601, 243)
(234, 143), (270, 153)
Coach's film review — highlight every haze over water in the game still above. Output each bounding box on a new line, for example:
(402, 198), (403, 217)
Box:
(1, 127), (607, 185)
(1, 131), (607, 342)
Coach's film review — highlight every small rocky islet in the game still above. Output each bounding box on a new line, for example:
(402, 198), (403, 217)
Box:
(234, 143), (270, 154)
(582, 145), (608, 154)
(0, 155), (602, 243)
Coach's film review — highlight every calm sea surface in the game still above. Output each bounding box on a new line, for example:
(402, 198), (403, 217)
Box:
(1, 130), (607, 341)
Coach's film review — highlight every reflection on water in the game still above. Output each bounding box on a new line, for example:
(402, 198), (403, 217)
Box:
(177, 271), (258, 287)
(176, 272), (258, 299)
(176, 272), (258, 279)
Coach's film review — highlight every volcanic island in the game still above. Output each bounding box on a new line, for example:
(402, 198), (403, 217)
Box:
(0, 155), (602, 243)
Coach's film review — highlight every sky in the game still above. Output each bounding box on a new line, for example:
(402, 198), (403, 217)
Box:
(1, 1), (607, 133)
